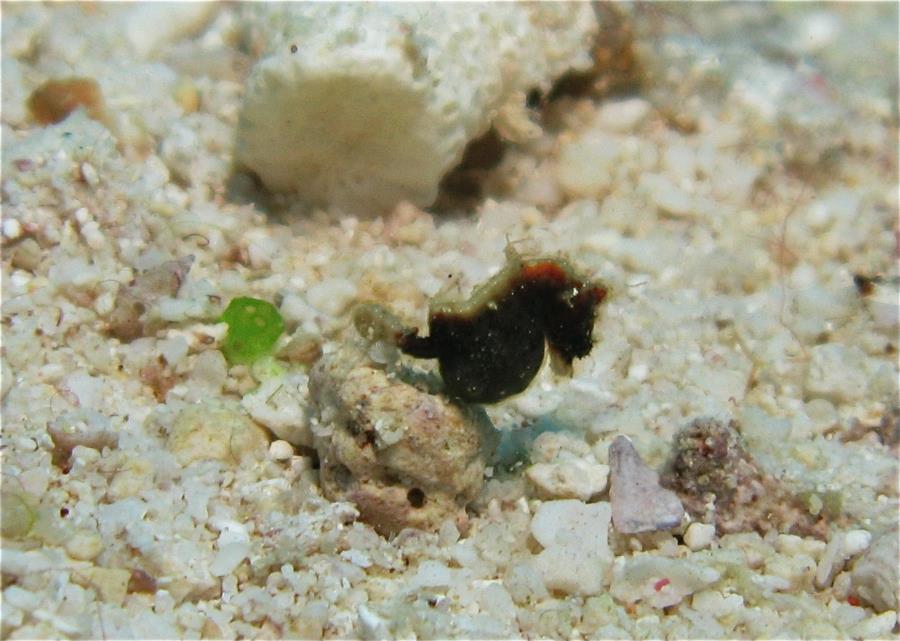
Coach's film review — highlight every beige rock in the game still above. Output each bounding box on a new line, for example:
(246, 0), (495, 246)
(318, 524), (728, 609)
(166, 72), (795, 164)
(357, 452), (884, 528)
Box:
(167, 403), (269, 466)
(108, 458), (155, 500)
(594, 98), (652, 133)
(684, 522), (716, 551)
(236, 4), (598, 213)
(526, 460), (609, 501)
(65, 531), (104, 561)
(76, 567), (131, 606)
(268, 440), (294, 461)
(309, 339), (492, 536)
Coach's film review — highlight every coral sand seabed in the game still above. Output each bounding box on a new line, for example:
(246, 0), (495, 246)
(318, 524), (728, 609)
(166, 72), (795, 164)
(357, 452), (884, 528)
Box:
(1, 3), (898, 639)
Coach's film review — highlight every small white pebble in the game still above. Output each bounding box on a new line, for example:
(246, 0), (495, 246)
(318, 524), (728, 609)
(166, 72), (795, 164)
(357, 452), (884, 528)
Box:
(692, 589), (743, 615)
(526, 459), (609, 501)
(2, 218), (23, 240)
(438, 520), (460, 547)
(340, 548), (372, 568)
(17, 467), (48, 495)
(850, 611), (898, 639)
(154, 589), (175, 614)
(157, 336), (189, 367)
(1, 601), (23, 628)
(684, 522), (716, 551)
(594, 97), (651, 133)
(32, 608), (82, 635)
(358, 604), (390, 640)
(65, 531), (104, 561)
(290, 455), (312, 473)
(12, 436), (37, 452)
(832, 571), (852, 599)
(773, 533), (826, 558)
(3, 586), (41, 612)
(645, 173), (695, 218)
(269, 440), (294, 460)
(306, 279), (357, 316)
(843, 530), (872, 557)
(80, 161), (100, 186)
(752, 574), (792, 591)
(10, 271), (31, 289)
(94, 291), (116, 316)
(627, 362), (649, 382)
(81, 220), (105, 250)
(210, 541), (250, 577)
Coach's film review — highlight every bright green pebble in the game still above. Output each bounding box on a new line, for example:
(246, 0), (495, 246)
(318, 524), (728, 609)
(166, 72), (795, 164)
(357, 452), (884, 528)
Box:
(220, 296), (285, 365)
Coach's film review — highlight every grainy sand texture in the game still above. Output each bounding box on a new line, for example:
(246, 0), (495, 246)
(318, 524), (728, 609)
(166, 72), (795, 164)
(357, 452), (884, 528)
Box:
(2, 3), (898, 639)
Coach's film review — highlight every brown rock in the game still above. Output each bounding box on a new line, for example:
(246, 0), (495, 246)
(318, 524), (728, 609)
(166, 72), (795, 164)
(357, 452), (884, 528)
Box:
(27, 77), (106, 125)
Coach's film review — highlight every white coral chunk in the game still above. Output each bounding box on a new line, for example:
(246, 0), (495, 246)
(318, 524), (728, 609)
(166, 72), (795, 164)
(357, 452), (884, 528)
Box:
(531, 499), (612, 596)
(236, 4), (598, 212)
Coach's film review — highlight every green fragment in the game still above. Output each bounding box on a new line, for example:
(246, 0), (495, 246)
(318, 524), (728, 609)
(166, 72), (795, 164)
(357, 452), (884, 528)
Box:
(805, 492), (824, 516)
(219, 296), (285, 365)
(820, 490), (843, 518)
(250, 354), (286, 381)
(800, 489), (843, 519)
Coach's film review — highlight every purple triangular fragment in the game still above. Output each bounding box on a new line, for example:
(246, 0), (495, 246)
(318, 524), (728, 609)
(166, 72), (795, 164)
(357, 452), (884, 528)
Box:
(609, 435), (684, 534)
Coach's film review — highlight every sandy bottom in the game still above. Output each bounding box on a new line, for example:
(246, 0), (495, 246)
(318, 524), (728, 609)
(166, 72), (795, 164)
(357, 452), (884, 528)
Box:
(1, 4), (898, 639)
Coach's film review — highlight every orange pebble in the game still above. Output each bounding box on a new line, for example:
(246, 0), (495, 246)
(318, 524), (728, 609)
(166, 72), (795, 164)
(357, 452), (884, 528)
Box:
(27, 77), (105, 125)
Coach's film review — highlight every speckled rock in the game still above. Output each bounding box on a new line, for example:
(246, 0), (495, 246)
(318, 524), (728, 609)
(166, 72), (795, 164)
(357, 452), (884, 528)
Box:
(661, 417), (829, 539)
(308, 339), (493, 536)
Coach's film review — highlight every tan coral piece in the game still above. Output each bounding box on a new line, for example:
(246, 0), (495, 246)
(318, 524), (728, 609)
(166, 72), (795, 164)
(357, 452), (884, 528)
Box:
(308, 339), (490, 536)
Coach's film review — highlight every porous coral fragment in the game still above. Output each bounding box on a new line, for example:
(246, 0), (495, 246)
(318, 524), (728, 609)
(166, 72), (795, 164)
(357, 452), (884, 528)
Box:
(308, 339), (491, 536)
(662, 417), (830, 539)
(236, 4), (599, 212)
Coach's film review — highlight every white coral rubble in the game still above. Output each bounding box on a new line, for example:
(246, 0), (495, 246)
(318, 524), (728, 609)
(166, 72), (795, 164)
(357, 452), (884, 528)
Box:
(236, 3), (598, 212)
(531, 499), (613, 596)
